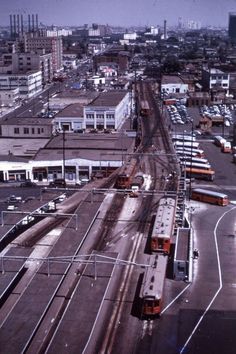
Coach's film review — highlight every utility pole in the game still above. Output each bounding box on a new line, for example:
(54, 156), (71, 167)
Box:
(62, 129), (65, 181)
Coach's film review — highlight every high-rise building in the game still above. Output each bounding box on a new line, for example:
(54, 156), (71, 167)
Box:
(23, 33), (63, 73)
(228, 12), (236, 43)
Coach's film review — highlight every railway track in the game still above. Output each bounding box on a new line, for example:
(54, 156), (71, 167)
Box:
(0, 80), (182, 354)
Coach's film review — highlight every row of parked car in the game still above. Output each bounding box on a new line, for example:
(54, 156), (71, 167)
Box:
(200, 104), (234, 126)
(167, 104), (192, 125)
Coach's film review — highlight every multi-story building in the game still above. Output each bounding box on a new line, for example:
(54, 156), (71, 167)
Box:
(201, 67), (230, 95)
(23, 33), (63, 73)
(53, 90), (130, 132)
(10, 51), (52, 85)
(0, 71), (42, 99)
(84, 90), (130, 130)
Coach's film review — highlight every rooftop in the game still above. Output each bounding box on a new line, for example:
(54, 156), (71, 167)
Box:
(88, 90), (128, 107)
(33, 132), (134, 162)
(55, 103), (84, 118)
(162, 75), (184, 85)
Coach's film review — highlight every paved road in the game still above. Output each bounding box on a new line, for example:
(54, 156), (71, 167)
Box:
(145, 136), (236, 354)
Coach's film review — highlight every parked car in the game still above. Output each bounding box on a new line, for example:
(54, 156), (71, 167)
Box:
(7, 204), (18, 210)
(5, 195), (22, 204)
(49, 179), (66, 188)
(20, 180), (37, 187)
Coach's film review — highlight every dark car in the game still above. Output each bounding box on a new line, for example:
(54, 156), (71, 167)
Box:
(20, 180), (37, 187)
(49, 179), (66, 188)
(5, 195), (22, 204)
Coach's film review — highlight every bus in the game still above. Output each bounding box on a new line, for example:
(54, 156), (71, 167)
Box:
(174, 141), (200, 149)
(179, 156), (209, 165)
(172, 134), (196, 142)
(176, 148), (205, 158)
(191, 188), (229, 206)
(180, 161), (211, 170)
(184, 167), (215, 181)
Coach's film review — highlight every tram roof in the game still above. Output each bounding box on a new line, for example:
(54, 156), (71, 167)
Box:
(140, 255), (168, 299)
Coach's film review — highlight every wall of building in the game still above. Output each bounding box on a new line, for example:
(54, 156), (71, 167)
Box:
(0, 121), (52, 138)
(0, 71), (42, 99)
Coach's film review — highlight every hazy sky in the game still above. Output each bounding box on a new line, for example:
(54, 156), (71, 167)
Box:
(1, 0), (236, 27)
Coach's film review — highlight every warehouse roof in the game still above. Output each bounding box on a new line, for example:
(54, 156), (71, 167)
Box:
(88, 90), (128, 107)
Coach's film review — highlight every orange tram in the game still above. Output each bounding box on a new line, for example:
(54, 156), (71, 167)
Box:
(140, 197), (177, 317)
(140, 254), (168, 316)
(115, 158), (137, 189)
(150, 197), (176, 254)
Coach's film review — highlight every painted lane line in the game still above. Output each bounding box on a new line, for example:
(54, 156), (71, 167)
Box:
(180, 206), (236, 354)
(160, 283), (191, 315)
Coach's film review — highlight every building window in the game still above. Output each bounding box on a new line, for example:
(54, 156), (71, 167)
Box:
(106, 114), (114, 119)
(32, 128), (35, 134)
(97, 114), (104, 119)
(38, 128), (40, 134)
(14, 127), (20, 134)
(86, 113), (94, 119)
(24, 127), (29, 134)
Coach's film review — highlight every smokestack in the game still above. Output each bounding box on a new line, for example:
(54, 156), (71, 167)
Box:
(36, 14), (38, 30)
(10, 14), (13, 37)
(32, 14), (35, 32)
(21, 14), (24, 35)
(164, 19), (167, 40)
(28, 14), (31, 32)
(13, 14), (16, 37)
(17, 14), (20, 36)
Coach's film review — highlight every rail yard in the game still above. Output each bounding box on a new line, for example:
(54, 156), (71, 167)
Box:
(1, 79), (235, 354)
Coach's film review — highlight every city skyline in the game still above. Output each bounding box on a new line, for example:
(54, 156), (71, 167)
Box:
(0, 0), (236, 28)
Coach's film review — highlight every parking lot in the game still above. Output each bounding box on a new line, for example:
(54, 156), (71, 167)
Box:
(166, 103), (235, 139)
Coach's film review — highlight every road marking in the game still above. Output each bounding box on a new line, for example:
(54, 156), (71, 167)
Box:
(160, 283), (191, 315)
(180, 205), (236, 354)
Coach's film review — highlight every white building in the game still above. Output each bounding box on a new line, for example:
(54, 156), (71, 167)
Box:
(84, 90), (130, 130)
(202, 68), (230, 95)
(63, 57), (77, 69)
(161, 75), (189, 95)
(46, 28), (72, 37)
(53, 90), (130, 132)
(89, 75), (106, 87)
(124, 33), (137, 41)
(0, 71), (42, 99)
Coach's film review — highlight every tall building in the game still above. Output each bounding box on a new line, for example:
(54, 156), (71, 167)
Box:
(23, 33), (63, 73)
(228, 12), (236, 43)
